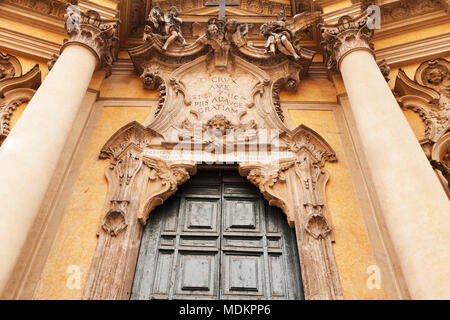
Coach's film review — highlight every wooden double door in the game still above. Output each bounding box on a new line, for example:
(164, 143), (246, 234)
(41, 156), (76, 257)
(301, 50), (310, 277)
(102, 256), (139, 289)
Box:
(131, 170), (304, 300)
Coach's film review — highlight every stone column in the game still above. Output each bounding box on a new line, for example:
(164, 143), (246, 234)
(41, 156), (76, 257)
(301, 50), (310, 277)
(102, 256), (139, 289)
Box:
(0, 8), (118, 295)
(320, 12), (450, 299)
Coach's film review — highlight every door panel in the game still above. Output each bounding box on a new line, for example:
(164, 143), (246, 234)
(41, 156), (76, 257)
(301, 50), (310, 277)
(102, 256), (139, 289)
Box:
(131, 170), (304, 300)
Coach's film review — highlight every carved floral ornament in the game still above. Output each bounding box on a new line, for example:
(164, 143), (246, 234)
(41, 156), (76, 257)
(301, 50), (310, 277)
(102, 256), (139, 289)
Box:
(0, 54), (41, 145)
(394, 58), (450, 193)
(48, 5), (120, 76)
(319, 10), (376, 72)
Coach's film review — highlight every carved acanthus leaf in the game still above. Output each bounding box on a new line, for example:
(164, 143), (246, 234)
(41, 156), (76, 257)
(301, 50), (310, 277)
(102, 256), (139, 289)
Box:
(240, 159), (295, 226)
(61, 6), (120, 76)
(319, 10), (376, 72)
(138, 157), (196, 224)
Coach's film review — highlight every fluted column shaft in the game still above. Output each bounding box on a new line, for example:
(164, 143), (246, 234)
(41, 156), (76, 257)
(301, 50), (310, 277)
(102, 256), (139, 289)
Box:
(321, 12), (450, 299)
(0, 8), (118, 295)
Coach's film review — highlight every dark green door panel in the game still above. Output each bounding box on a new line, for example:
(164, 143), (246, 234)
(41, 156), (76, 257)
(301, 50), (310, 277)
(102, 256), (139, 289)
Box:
(131, 170), (304, 300)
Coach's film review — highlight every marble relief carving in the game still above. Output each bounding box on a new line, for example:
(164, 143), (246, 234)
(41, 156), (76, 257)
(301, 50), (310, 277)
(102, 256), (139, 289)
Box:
(395, 58), (450, 194)
(84, 6), (343, 300)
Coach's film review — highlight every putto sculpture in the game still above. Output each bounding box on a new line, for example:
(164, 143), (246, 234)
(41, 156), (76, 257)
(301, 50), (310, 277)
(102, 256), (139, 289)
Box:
(144, 5), (186, 50)
(260, 10), (321, 60)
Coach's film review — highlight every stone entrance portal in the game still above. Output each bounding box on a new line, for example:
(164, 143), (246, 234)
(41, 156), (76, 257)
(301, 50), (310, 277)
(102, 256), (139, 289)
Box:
(130, 169), (304, 300)
(82, 9), (343, 300)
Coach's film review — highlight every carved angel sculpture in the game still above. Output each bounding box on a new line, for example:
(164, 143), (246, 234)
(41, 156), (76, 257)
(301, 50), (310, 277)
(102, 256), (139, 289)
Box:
(224, 19), (251, 48)
(162, 6), (187, 50)
(146, 5), (165, 35)
(260, 10), (320, 60)
(143, 6), (186, 50)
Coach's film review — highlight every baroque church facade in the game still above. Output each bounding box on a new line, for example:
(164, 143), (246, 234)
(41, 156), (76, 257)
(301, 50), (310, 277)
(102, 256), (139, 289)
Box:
(0, 0), (449, 300)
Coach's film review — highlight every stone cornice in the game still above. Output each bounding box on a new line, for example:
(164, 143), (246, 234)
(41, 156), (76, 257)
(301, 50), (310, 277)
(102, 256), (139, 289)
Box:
(0, 1), (119, 39)
(323, 1), (450, 41)
(0, 27), (60, 61)
(376, 33), (450, 67)
(320, 3), (363, 25)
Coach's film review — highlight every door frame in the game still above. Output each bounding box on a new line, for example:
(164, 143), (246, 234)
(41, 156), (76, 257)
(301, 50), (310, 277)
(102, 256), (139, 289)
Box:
(82, 123), (343, 300)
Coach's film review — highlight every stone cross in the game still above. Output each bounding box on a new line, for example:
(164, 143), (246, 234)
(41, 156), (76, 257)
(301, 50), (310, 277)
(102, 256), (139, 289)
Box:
(205, 0), (239, 19)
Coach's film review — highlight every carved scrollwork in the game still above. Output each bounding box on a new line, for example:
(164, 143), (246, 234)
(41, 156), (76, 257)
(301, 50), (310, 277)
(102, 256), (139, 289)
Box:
(242, 159), (295, 224)
(395, 59), (449, 144)
(174, 114), (257, 149)
(319, 10), (376, 72)
(0, 61), (41, 145)
(0, 97), (29, 144)
(61, 6), (120, 76)
(395, 58), (450, 195)
(0, 53), (22, 81)
(138, 157), (196, 224)
(84, 123), (196, 299)
(239, 125), (342, 299)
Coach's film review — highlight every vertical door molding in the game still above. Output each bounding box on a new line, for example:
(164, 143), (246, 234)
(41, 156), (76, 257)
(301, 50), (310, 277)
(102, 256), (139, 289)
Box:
(239, 125), (343, 300)
(83, 122), (196, 299)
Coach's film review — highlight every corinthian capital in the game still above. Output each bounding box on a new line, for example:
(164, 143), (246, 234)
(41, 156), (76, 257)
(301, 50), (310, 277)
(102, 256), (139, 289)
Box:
(60, 6), (120, 76)
(319, 10), (376, 72)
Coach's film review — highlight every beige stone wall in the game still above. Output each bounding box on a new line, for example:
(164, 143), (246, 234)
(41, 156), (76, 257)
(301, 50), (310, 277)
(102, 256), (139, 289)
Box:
(33, 106), (151, 299)
(288, 109), (386, 299)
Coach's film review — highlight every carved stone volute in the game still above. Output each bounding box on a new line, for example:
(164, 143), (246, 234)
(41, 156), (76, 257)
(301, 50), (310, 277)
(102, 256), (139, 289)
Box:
(60, 6), (120, 76)
(0, 57), (41, 145)
(395, 58), (450, 196)
(319, 10), (376, 72)
(0, 53), (22, 81)
(239, 125), (342, 299)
